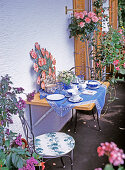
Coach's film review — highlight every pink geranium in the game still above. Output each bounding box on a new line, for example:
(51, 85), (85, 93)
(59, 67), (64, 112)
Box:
(83, 11), (87, 15)
(79, 22), (85, 28)
(79, 12), (84, 19)
(88, 11), (96, 18)
(92, 16), (99, 22)
(85, 17), (91, 23)
(113, 60), (119, 66)
(115, 66), (120, 70)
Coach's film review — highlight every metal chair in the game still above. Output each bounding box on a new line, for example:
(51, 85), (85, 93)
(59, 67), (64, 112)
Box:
(19, 115), (75, 170)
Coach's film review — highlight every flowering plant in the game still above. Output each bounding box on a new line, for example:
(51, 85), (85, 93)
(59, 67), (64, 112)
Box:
(68, 11), (101, 41)
(30, 42), (56, 90)
(91, 27), (125, 82)
(57, 70), (75, 85)
(0, 75), (43, 169)
(95, 142), (125, 170)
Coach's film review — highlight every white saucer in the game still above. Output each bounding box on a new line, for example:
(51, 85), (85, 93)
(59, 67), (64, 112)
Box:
(68, 97), (83, 103)
(46, 94), (65, 101)
(87, 85), (100, 89)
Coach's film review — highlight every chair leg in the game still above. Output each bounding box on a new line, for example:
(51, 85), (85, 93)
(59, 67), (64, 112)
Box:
(74, 110), (78, 133)
(71, 150), (73, 170)
(60, 157), (65, 168)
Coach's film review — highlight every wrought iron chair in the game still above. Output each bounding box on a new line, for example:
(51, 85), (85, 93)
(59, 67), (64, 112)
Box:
(19, 114), (75, 170)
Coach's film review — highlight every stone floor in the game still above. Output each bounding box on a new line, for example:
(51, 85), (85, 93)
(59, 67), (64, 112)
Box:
(39, 81), (125, 170)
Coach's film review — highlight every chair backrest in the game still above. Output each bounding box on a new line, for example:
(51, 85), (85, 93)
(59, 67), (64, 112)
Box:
(69, 65), (105, 81)
(19, 115), (35, 154)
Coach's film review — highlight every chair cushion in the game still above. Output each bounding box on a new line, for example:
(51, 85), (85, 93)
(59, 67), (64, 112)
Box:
(35, 132), (75, 157)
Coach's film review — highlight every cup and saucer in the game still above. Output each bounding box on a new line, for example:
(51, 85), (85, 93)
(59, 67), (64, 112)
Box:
(68, 90), (83, 103)
(69, 94), (83, 103)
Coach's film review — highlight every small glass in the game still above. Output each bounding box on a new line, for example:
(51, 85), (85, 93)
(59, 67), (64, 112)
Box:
(56, 82), (63, 93)
(78, 75), (84, 84)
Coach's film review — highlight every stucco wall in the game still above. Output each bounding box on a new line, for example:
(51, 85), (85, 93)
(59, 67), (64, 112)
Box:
(0, 0), (74, 137)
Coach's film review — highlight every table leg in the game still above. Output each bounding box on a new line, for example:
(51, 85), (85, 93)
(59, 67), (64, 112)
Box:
(74, 110), (78, 133)
(29, 104), (33, 132)
(97, 112), (101, 131)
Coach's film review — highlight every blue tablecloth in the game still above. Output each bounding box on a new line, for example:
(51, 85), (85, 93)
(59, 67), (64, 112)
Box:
(39, 84), (107, 118)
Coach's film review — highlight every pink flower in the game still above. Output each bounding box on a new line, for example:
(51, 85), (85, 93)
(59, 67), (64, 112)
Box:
(52, 72), (56, 80)
(74, 12), (80, 19)
(43, 58), (46, 65)
(113, 60), (119, 66)
(92, 16), (99, 22)
(50, 54), (53, 60)
(115, 66), (120, 70)
(79, 12), (84, 19)
(85, 17), (91, 23)
(37, 76), (41, 85)
(42, 71), (46, 80)
(118, 29), (122, 34)
(15, 134), (22, 146)
(35, 42), (40, 50)
(96, 63), (99, 67)
(41, 81), (45, 89)
(46, 51), (49, 59)
(94, 168), (102, 170)
(79, 22), (85, 28)
(52, 58), (56, 65)
(83, 11), (87, 15)
(33, 63), (38, 72)
(98, 17), (102, 20)
(30, 49), (37, 59)
(53, 66), (56, 71)
(38, 58), (44, 66)
(41, 48), (45, 56)
(123, 50), (125, 54)
(88, 12), (96, 18)
(49, 68), (52, 76)
(97, 146), (105, 156)
(123, 63), (125, 68)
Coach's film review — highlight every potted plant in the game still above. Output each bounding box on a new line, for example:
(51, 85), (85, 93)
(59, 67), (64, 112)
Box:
(0, 75), (44, 169)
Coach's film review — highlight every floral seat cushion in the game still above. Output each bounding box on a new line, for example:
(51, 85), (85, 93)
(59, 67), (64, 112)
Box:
(35, 132), (75, 157)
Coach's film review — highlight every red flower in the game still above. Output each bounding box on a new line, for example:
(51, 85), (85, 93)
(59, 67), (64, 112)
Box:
(46, 51), (50, 59)
(49, 68), (52, 76)
(113, 60), (119, 66)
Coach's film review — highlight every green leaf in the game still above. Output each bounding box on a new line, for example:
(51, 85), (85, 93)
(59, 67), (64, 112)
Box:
(1, 167), (9, 170)
(104, 164), (114, 170)
(12, 153), (24, 168)
(119, 68), (125, 75)
(118, 166), (125, 170)
(6, 153), (12, 169)
(5, 140), (10, 148)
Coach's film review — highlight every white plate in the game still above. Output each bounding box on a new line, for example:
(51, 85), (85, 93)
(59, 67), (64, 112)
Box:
(68, 97), (83, 103)
(46, 94), (65, 101)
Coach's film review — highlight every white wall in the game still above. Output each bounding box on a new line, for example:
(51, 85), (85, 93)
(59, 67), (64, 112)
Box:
(0, 0), (74, 136)
(0, 0), (74, 93)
